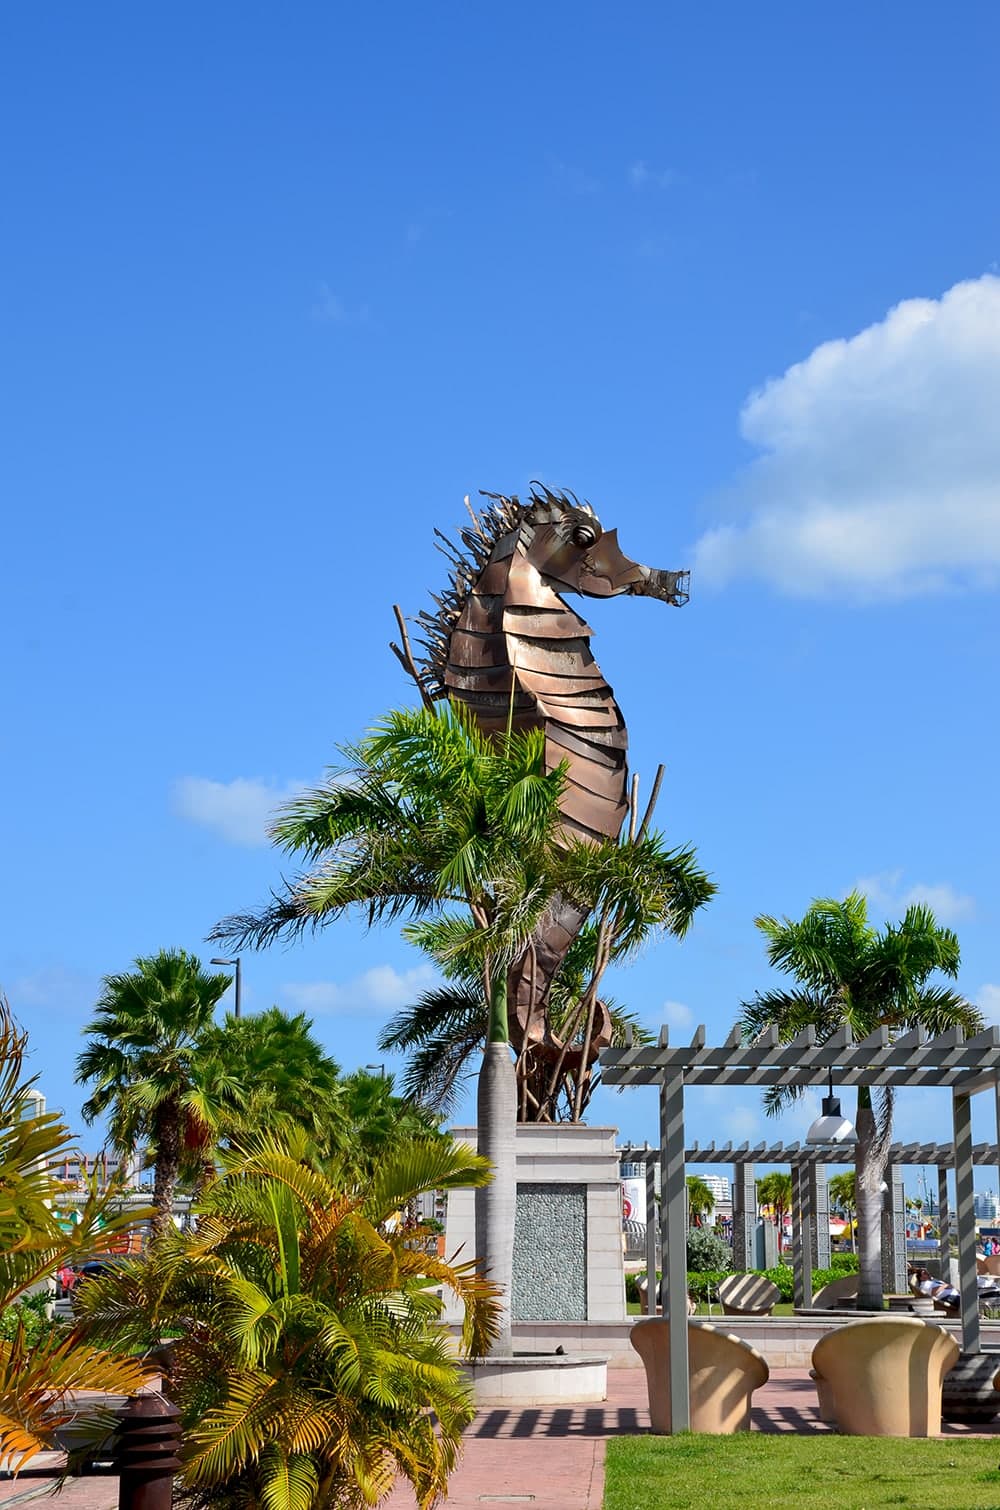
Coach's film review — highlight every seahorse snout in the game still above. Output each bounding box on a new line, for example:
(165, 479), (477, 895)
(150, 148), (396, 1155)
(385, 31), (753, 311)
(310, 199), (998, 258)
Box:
(630, 565), (691, 606)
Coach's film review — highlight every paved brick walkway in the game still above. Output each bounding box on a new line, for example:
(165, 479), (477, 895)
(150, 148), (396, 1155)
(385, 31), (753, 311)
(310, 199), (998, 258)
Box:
(6, 1369), (999, 1508)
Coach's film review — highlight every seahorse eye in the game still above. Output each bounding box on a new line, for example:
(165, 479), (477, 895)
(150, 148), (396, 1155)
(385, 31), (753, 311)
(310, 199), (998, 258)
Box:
(571, 524), (597, 548)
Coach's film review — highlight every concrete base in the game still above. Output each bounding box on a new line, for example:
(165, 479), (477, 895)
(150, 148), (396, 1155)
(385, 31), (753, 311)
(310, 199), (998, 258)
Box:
(462, 1353), (608, 1405)
(447, 1315), (1000, 1371)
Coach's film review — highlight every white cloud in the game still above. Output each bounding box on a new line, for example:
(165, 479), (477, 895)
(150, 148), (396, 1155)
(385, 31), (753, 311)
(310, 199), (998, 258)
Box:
(282, 964), (437, 1016)
(171, 776), (305, 847)
(4, 966), (96, 1013)
(722, 1103), (763, 1140)
(311, 283), (369, 324)
(658, 999), (694, 1033)
(629, 160), (680, 189)
(694, 275), (1000, 596)
(853, 870), (975, 924)
(977, 985), (1000, 1026)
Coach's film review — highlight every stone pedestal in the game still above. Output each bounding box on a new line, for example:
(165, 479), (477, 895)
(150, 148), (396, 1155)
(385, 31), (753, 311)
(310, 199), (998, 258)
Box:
(443, 1124), (626, 1326)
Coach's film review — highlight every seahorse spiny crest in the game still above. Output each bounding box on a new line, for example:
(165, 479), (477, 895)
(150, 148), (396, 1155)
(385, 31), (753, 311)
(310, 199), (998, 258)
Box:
(415, 483), (598, 699)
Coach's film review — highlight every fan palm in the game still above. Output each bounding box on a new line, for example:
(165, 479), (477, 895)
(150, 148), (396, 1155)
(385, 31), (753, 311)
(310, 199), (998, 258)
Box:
(75, 949), (233, 1234)
(194, 1007), (345, 1168)
(0, 998), (154, 1472)
(738, 892), (982, 1308)
(75, 1131), (499, 1510)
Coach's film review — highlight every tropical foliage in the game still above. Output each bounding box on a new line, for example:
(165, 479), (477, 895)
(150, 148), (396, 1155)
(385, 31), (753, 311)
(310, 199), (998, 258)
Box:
(378, 929), (654, 1123)
(212, 701), (713, 1122)
(738, 892), (982, 1308)
(756, 1171), (793, 1253)
(195, 1007), (344, 1163)
(76, 949), (233, 1232)
(685, 1175), (715, 1226)
(76, 956), (347, 1228)
(76, 1132), (499, 1510)
(829, 1171), (857, 1251)
(0, 997), (153, 1472)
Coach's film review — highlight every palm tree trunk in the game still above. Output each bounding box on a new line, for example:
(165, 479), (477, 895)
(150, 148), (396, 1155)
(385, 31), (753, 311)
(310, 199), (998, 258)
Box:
(475, 976), (517, 1357)
(855, 1091), (887, 1310)
(152, 1101), (181, 1241)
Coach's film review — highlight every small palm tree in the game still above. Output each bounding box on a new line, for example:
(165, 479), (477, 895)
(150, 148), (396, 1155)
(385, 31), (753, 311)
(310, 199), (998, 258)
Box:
(756, 1171), (793, 1255)
(0, 998), (154, 1471)
(75, 949), (233, 1234)
(738, 893), (982, 1308)
(686, 1175), (715, 1228)
(75, 1131), (499, 1509)
(829, 1171), (857, 1252)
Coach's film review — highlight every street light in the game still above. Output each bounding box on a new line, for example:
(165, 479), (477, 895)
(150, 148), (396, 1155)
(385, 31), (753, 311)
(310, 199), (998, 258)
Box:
(210, 957), (242, 1019)
(365, 1062), (387, 1079)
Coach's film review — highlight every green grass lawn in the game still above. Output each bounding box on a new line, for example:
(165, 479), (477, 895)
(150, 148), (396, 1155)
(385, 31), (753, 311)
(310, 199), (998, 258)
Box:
(626, 1301), (797, 1317)
(604, 1434), (1000, 1510)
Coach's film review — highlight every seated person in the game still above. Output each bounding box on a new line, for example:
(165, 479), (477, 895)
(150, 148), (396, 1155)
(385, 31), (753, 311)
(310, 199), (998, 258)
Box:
(910, 1268), (959, 1309)
(910, 1267), (1000, 1308)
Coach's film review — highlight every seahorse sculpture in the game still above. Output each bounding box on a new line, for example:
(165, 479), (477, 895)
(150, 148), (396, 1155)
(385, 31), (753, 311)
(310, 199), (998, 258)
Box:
(408, 484), (689, 1079)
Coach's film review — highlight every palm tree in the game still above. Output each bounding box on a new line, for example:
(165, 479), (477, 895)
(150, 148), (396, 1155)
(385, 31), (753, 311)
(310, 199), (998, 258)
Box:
(0, 997), (154, 1470)
(686, 1175), (715, 1228)
(194, 1006), (345, 1165)
(212, 702), (713, 1353)
(756, 1171), (793, 1255)
(829, 1170), (857, 1253)
(75, 949), (233, 1235)
(738, 892), (982, 1309)
(75, 1131), (499, 1509)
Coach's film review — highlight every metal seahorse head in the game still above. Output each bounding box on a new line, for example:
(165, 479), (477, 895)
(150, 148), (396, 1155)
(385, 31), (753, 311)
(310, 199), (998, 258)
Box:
(517, 483), (690, 607)
(414, 483), (689, 703)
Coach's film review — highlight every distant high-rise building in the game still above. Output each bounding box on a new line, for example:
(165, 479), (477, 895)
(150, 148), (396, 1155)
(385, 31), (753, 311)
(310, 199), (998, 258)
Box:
(974, 1190), (999, 1222)
(702, 1174), (731, 1206)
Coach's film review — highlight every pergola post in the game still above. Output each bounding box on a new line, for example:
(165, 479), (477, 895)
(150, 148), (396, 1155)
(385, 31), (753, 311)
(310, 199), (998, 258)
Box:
(644, 1150), (657, 1315)
(937, 1164), (951, 1274)
(810, 1161), (830, 1272)
(659, 1070), (689, 1431)
(881, 1162), (907, 1296)
(792, 1156), (813, 1308)
(732, 1161), (756, 1271)
(953, 1087), (980, 1353)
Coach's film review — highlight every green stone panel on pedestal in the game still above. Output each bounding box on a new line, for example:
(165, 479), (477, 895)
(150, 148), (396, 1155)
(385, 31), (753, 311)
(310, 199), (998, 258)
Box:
(512, 1182), (587, 1321)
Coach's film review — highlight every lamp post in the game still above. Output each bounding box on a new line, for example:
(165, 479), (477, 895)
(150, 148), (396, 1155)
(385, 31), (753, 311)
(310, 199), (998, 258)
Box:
(210, 957), (242, 1019)
(365, 1062), (387, 1079)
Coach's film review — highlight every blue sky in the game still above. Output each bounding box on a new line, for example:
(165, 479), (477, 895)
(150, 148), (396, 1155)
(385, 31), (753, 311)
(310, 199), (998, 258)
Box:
(3, 5), (1000, 1195)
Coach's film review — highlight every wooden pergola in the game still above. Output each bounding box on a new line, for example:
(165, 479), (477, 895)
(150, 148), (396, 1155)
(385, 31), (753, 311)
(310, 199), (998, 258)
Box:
(600, 1021), (1000, 1431)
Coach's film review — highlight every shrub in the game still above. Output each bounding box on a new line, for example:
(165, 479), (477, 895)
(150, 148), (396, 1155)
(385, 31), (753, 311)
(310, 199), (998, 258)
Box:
(686, 1270), (727, 1303)
(0, 1304), (57, 1348)
(831, 1251), (859, 1273)
(686, 1228), (731, 1272)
